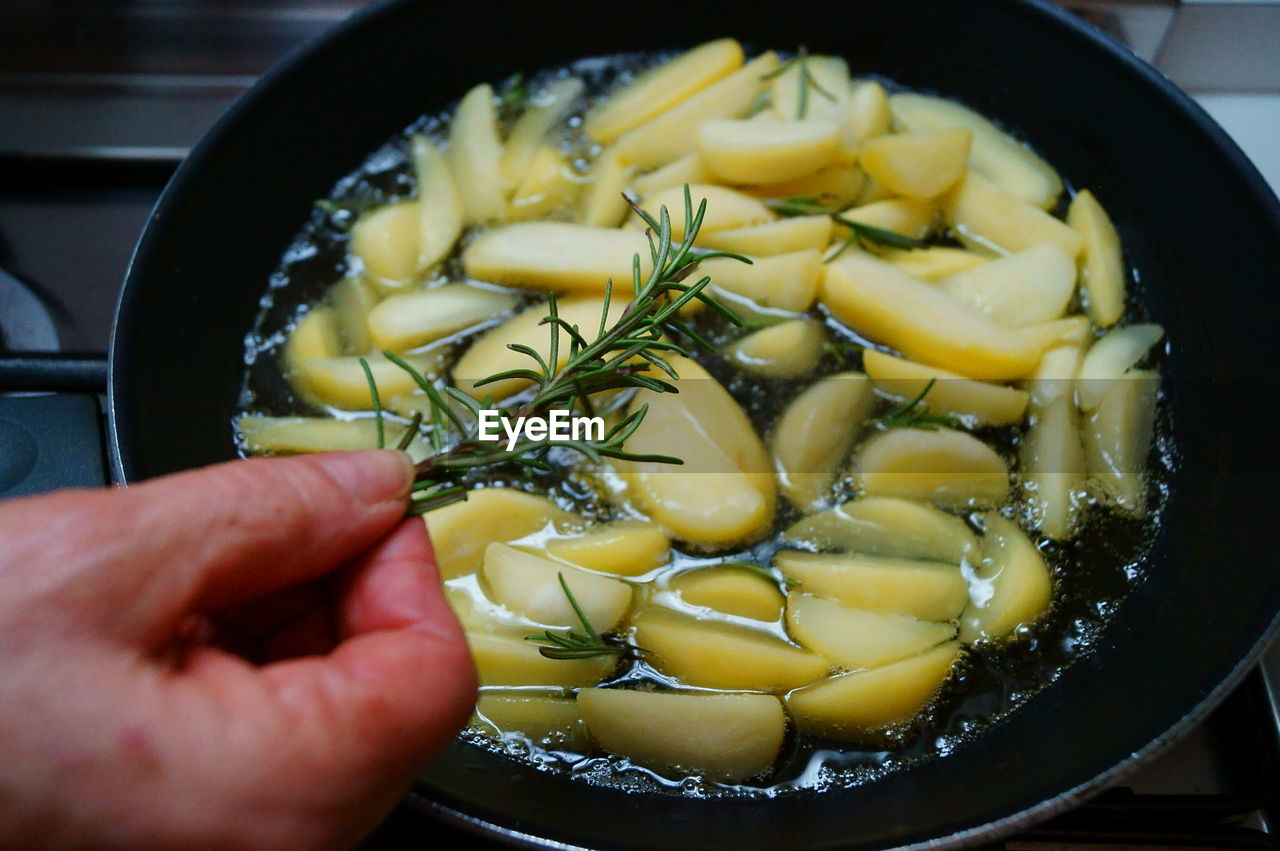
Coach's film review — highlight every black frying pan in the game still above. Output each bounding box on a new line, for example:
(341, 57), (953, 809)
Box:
(107, 0), (1280, 847)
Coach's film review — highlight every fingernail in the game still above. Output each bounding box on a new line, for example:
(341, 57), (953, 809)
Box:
(313, 450), (415, 505)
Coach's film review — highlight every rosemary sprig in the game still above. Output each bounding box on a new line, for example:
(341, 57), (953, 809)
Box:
(764, 195), (928, 260)
(823, 340), (864, 366)
(723, 561), (798, 589)
(358, 357), (385, 449)
(359, 185), (749, 514)
(876, 378), (962, 431)
(525, 573), (629, 660)
(761, 47), (836, 120)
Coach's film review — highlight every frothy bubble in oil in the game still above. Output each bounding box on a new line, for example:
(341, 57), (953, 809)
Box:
(235, 49), (1175, 798)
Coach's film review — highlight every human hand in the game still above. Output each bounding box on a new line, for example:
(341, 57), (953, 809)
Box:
(0, 450), (476, 849)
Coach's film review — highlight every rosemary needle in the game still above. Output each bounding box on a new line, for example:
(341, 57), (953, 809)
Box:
(763, 195), (928, 259)
(761, 47), (836, 120)
(358, 356), (385, 449)
(876, 378), (962, 431)
(525, 573), (629, 661)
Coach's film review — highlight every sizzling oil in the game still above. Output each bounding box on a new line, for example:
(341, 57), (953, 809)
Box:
(236, 50), (1174, 798)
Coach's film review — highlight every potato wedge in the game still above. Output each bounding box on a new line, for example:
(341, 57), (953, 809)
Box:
(853, 427), (1010, 508)
(632, 607), (827, 691)
(585, 38), (745, 144)
(882, 246), (988, 281)
(845, 80), (892, 147)
(937, 244), (1077, 328)
(473, 693), (592, 752)
(632, 153), (710, 197)
(630, 184), (773, 240)
(1026, 322), (1090, 410)
(944, 173), (1082, 258)
(775, 551), (968, 621)
(577, 149), (634, 228)
(1083, 369), (1159, 513)
(1076, 323), (1163, 411)
(890, 93), (1062, 208)
(786, 593), (956, 668)
(366, 283), (516, 352)
(506, 147), (579, 221)
(860, 129), (972, 200)
(426, 488), (577, 579)
(463, 223), (652, 294)
(697, 119), (840, 184)
(786, 642), (962, 736)
(699, 215), (833, 255)
(744, 163), (867, 209)
(351, 201), (420, 286)
(543, 521), (670, 577)
(445, 83), (506, 222)
(620, 356), (776, 548)
(289, 351), (446, 410)
(329, 277), (376, 354)
(1068, 189), (1126, 327)
(1020, 394), (1086, 540)
(724, 318), (826, 379)
(671, 566), (785, 621)
(501, 76), (585, 187)
(236, 415), (429, 462)
(700, 249), (821, 312)
(578, 688), (785, 782)
(612, 52), (780, 169)
(838, 198), (938, 244)
(411, 135), (464, 270)
(821, 253), (1042, 380)
(482, 543), (632, 632)
(863, 350), (1029, 427)
(782, 497), (978, 564)
(285, 307), (340, 363)
(771, 372), (876, 508)
(959, 513), (1052, 643)
(469, 630), (615, 688)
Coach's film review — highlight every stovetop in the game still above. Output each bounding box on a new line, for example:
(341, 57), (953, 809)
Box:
(3, 2), (1280, 848)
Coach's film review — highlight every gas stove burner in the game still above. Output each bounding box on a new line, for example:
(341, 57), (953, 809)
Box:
(0, 268), (59, 353)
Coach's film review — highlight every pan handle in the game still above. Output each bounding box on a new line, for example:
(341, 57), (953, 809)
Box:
(0, 353), (108, 394)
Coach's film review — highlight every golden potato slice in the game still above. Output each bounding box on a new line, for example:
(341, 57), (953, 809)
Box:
(236, 415), (429, 462)
(890, 93), (1062, 209)
(1076, 324), (1163, 411)
(577, 149), (635, 228)
(426, 488), (577, 579)
(445, 83), (506, 222)
(473, 693), (592, 752)
(775, 551), (968, 621)
(786, 593), (956, 668)
(838, 198), (938, 244)
(670, 566), (785, 621)
(1068, 189), (1126, 327)
(501, 76), (585, 187)
(700, 249), (821, 312)
(286, 307), (340, 363)
(771, 372), (876, 508)
(632, 607), (827, 691)
(543, 521), (670, 577)
(937, 243), (1077, 328)
(631, 153), (710, 197)
(783, 497), (977, 564)
(411, 136), (464, 271)
(786, 642), (962, 736)
(821, 253), (1042, 380)
(351, 201), (420, 286)
(959, 514), (1052, 643)
(586, 38), (744, 144)
(463, 223), (651, 294)
(882, 246), (988, 281)
(1083, 369), (1159, 513)
(366, 283), (517, 353)
(859, 129), (972, 200)
(697, 119), (840, 184)
(1026, 322), (1090, 410)
(863, 350), (1029, 427)
(630, 184), (773, 240)
(468, 630), (615, 688)
(724, 318), (826, 379)
(506, 147), (579, 221)
(482, 543), (632, 632)
(577, 688), (785, 782)
(944, 173), (1082, 258)
(290, 351), (446, 410)
(845, 80), (892, 147)
(770, 54), (852, 125)
(329, 277), (376, 354)
(612, 52), (779, 169)
(853, 427), (1010, 508)
(620, 356), (776, 549)
(699, 215), (833, 255)
(1020, 394), (1086, 540)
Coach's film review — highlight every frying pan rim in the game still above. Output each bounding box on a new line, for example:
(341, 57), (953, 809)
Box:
(105, 0), (1280, 847)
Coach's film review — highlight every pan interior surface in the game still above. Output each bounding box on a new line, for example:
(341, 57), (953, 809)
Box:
(110, 1), (1280, 847)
